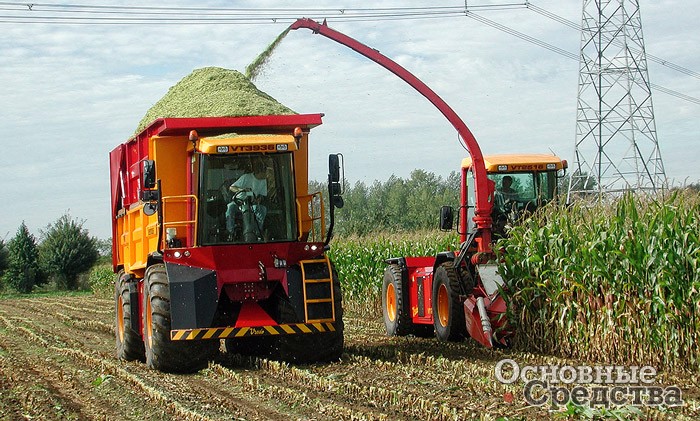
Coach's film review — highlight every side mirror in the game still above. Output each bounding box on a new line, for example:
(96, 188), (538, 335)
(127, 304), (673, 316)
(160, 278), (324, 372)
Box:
(328, 154), (344, 210)
(329, 154), (342, 183)
(439, 206), (454, 231)
(142, 160), (156, 189)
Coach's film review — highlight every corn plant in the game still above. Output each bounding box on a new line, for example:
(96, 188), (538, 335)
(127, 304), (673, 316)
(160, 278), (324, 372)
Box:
(498, 191), (700, 371)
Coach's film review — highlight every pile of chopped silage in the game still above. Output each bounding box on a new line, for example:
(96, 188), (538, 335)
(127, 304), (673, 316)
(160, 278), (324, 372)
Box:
(135, 66), (296, 134)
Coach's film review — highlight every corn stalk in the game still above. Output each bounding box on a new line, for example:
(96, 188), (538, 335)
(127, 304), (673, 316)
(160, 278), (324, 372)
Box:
(498, 191), (700, 371)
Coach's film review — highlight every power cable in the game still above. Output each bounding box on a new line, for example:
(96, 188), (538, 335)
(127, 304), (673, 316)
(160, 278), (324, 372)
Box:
(466, 11), (699, 105)
(526, 2), (700, 80)
(0, 1), (696, 103)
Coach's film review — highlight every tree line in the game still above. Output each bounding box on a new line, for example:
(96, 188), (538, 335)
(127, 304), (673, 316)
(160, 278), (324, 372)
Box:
(315, 171), (700, 237)
(2, 170), (696, 295)
(312, 169), (461, 236)
(0, 214), (100, 294)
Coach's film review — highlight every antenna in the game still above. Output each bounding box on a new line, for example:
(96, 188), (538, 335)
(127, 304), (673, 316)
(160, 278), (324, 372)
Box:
(569, 0), (667, 198)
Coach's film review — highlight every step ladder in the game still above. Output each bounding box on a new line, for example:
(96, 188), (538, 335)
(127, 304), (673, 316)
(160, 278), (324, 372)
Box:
(299, 259), (336, 323)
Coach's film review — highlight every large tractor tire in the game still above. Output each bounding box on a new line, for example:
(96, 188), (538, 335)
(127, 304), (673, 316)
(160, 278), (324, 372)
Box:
(142, 264), (219, 373)
(275, 268), (344, 364)
(432, 262), (467, 342)
(115, 270), (145, 362)
(382, 264), (414, 336)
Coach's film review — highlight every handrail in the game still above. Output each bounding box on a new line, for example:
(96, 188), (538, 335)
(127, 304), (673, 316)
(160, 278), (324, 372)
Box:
(161, 195), (198, 248)
(296, 191), (325, 242)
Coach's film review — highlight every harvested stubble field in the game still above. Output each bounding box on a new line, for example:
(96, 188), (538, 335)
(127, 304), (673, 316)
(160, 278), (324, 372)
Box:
(0, 295), (698, 420)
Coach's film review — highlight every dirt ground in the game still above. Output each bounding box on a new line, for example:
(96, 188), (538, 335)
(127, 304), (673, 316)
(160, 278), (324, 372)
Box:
(0, 295), (698, 420)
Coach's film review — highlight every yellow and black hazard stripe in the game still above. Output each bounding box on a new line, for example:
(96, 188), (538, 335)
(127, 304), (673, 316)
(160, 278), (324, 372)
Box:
(170, 322), (336, 341)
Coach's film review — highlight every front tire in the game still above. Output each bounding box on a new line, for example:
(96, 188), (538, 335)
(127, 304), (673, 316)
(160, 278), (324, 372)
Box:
(115, 270), (145, 362)
(142, 264), (218, 373)
(382, 264), (414, 336)
(432, 262), (467, 342)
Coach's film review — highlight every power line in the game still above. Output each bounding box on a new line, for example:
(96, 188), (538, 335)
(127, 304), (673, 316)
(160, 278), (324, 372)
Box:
(0, 2), (520, 21)
(465, 11), (700, 105)
(0, 1), (696, 103)
(526, 2), (700, 80)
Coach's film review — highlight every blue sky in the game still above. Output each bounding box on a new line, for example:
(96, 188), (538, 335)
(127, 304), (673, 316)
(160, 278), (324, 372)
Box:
(0, 0), (698, 240)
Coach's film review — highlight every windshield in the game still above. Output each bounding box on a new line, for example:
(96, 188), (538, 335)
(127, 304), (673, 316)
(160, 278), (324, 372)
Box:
(489, 171), (557, 203)
(198, 152), (297, 245)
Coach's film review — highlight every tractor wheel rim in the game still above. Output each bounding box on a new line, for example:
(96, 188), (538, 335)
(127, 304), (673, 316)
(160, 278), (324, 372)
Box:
(386, 283), (396, 321)
(117, 295), (125, 342)
(437, 284), (449, 327)
(145, 295), (152, 349)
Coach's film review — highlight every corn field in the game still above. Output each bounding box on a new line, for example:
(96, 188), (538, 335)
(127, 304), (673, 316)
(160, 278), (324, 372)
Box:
(499, 191), (700, 371)
(329, 191), (700, 372)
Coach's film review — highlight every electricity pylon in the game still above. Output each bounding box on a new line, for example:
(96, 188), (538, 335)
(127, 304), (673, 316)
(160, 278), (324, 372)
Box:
(569, 0), (666, 198)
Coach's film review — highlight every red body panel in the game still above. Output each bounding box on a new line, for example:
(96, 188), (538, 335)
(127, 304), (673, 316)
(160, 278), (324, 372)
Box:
(235, 302), (278, 328)
(163, 242), (325, 294)
(403, 257), (437, 325)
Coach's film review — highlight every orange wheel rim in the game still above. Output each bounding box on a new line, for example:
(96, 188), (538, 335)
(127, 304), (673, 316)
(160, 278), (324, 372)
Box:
(386, 283), (397, 322)
(145, 295), (152, 349)
(437, 284), (449, 327)
(117, 295), (125, 342)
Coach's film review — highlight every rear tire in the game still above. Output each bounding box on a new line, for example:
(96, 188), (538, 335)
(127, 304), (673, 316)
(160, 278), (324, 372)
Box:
(142, 264), (218, 373)
(382, 264), (414, 336)
(432, 262), (467, 342)
(115, 270), (145, 362)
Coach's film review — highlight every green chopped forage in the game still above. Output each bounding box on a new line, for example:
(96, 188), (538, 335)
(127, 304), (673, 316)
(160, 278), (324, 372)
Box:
(136, 66), (296, 134)
(246, 28), (291, 81)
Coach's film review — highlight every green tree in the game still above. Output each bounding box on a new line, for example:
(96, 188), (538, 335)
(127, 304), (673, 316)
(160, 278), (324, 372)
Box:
(40, 214), (98, 290)
(95, 237), (113, 264)
(3, 222), (46, 293)
(560, 170), (598, 199)
(0, 239), (8, 275)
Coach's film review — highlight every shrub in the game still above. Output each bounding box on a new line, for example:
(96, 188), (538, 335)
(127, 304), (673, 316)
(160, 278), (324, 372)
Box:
(40, 214), (98, 290)
(89, 264), (115, 299)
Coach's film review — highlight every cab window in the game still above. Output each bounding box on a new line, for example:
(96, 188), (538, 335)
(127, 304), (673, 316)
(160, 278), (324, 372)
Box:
(198, 152), (297, 245)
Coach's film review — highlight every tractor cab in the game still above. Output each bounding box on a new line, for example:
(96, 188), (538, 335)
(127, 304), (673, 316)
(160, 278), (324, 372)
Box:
(462, 154), (567, 239)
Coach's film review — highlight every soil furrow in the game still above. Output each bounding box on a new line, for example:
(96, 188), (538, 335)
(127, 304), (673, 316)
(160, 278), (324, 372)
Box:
(2, 296), (698, 420)
(211, 359), (392, 421)
(2, 298), (325, 420)
(0, 326), (170, 420)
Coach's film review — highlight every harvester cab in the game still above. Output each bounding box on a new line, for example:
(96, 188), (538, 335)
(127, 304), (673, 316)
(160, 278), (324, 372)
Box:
(448, 154), (568, 239)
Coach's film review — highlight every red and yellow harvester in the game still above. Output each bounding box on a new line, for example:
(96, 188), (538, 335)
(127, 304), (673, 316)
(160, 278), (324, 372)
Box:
(383, 153), (567, 348)
(109, 114), (344, 372)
